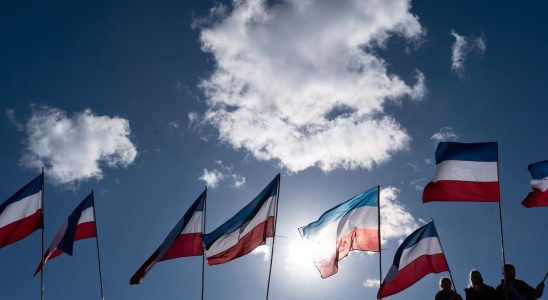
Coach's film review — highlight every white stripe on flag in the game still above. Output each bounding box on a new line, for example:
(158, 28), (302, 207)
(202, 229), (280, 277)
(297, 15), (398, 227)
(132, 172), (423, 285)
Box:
(433, 160), (498, 182)
(336, 205), (378, 238)
(0, 191), (42, 228)
(205, 195), (276, 257)
(531, 178), (548, 192)
(181, 211), (203, 235)
(398, 237), (443, 270)
(77, 207), (95, 225)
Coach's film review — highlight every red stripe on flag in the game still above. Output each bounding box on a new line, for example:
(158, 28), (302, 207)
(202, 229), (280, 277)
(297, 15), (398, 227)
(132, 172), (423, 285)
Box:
(74, 221), (97, 241)
(423, 180), (499, 203)
(160, 233), (203, 261)
(207, 216), (275, 265)
(337, 228), (379, 260)
(130, 249), (161, 285)
(0, 209), (42, 249)
(522, 189), (548, 208)
(378, 253), (449, 299)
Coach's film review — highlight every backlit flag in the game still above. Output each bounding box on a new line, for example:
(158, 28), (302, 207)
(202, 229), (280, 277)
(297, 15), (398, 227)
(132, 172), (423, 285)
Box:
(377, 222), (449, 299)
(0, 173), (43, 249)
(298, 187), (379, 279)
(423, 142), (500, 203)
(130, 190), (206, 285)
(521, 160), (548, 208)
(203, 174), (280, 265)
(34, 192), (96, 275)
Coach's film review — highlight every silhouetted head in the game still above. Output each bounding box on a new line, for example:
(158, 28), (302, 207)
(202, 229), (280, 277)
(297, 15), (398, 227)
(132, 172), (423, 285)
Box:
(440, 277), (452, 291)
(469, 270), (484, 288)
(504, 264), (516, 281)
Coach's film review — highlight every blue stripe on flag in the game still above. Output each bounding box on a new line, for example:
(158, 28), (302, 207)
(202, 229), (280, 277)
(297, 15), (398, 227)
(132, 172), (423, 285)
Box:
(1, 174), (43, 213)
(58, 192), (95, 256)
(392, 222), (439, 269)
(299, 186), (378, 239)
(528, 160), (548, 179)
(435, 142), (498, 164)
(203, 174), (279, 250)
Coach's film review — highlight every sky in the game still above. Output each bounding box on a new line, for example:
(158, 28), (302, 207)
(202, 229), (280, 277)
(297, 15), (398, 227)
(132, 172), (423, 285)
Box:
(1, 0), (547, 299)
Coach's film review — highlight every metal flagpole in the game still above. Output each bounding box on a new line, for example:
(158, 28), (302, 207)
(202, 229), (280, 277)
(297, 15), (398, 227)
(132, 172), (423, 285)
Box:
(201, 187), (207, 300)
(377, 185), (383, 300)
(91, 190), (105, 300)
(430, 218), (457, 293)
(265, 175), (281, 300)
(496, 142), (506, 267)
(40, 167), (45, 300)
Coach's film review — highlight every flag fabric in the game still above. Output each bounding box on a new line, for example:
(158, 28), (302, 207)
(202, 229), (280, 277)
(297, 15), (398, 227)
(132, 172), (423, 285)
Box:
(521, 160), (548, 208)
(298, 187), (379, 279)
(130, 190), (206, 285)
(423, 142), (500, 203)
(0, 173), (43, 249)
(34, 192), (96, 276)
(377, 222), (449, 299)
(203, 174), (280, 266)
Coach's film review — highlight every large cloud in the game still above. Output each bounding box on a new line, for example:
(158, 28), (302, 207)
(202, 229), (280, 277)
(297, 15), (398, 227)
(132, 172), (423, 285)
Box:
(21, 106), (137, 185)
(198, 0), (426, 173)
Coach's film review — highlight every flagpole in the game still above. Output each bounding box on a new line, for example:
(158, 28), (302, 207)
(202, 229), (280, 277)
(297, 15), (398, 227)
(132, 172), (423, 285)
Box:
(377, 185), (383, 300)
(201, 187), (207, 300)
(40, 167), (45, 300)
(265, 175), (281, 300)
(430, 218), (457, 293)
(91, 190), (105, 300)
(496, 142), (506, 266)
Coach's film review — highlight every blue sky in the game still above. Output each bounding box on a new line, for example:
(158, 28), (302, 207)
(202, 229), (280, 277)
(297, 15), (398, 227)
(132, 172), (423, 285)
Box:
(1, 0), (546, 299)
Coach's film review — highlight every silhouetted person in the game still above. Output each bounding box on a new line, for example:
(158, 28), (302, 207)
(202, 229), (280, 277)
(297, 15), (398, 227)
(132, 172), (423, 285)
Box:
(465, 269), (496, 300)
(436, 277), (463, 300)
(495, 264), (544, 300)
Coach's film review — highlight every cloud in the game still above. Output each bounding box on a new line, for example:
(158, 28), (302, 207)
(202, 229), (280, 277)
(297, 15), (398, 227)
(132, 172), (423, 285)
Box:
(406, 162), (420, 172)
(451, 30), (486, 77)
(198, 160), (246, 188)
(197, 0), (426, 173)
(5, 108), (25, 131)
(363, 278), (380, 288)
(21, 106), (137, 185)
(409, 177), (425, 190)
(380, 186), (420, 244)
(431, 127), (458, 143)
(167, 120), (180, 129)
(251, 244), (271, 261)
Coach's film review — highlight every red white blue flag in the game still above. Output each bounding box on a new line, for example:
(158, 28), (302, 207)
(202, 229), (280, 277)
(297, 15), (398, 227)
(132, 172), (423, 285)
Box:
(521, 160), (548, 208)
(299, 187), (379, 278)
(130, 189), (206, 285)
(377, 222), (449, 299)
(203, 174), (280, 265)
(0, 174), (43, 249)
(34, 192), (96, 275)
(423, 142), (500, 203)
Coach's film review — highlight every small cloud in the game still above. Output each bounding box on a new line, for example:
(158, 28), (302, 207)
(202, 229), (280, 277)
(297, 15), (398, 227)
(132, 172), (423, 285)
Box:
(431, 127), (458, 143)
(406, 163), (420, 172)
(168, 120), (180, 129)
(251, 244), (270, 262)
(363, 278), (380, 288)
(451, 30), (486, 77)
(5, 108), (25, 131)
(198, 168), (225, 188)
(424, 158), (432, 165)
(198, 161), (246, 189)
(409, 177), (425, 190)
(188, 112), (200, 128)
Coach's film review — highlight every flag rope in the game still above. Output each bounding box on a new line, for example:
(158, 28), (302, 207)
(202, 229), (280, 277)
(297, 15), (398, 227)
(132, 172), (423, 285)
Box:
(265, 175), (281, 300)
(40, 167), (45, 300)
(377, 185), (383, 300)
(430, 218), (457, 293)
(92, 190), (105, 300)
(201, 187), (207, 300)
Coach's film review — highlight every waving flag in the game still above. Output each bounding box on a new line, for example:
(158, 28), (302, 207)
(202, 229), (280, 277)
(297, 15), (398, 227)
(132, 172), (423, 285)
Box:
(34, 192), (96, 275)
(522, 160), (548, 208)
(0, 173), (43, 249)
(299, 187), (379, 278)
(203, 174), (280, 265)
(130, 189), (206, 285)
(423, 142), (500, 203)
(377, 222), (449, 299)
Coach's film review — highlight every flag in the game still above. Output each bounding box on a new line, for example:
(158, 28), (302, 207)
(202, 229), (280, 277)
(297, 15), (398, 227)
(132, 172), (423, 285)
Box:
(203, 174), (280, 265)
(0, 173), (43, 249)
(130, 189), (206, 285)
(34, 192), (96, 275)
(377, 222), (449, 299)
(423, 142), (500, 203)
(298, 186), (379, 278)
(521, 160), (548, 208)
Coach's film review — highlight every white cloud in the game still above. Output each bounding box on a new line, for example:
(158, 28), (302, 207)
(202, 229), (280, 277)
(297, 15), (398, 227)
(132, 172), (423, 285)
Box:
(409, 177), (425, 190)
(451, 30), (486, 77)
(168, 120), (180, 129)
(198, 160), (246, 188)
(5, 108), (25, 131)
(363, 278), (380, 288)
(431, 127), (458, 143)
(406, 162), (420, 172)
(21, 106), (137, 185)
(251, 244), (271, 261)
(380, 186), (420, 244)
(197, 0), (426, 173)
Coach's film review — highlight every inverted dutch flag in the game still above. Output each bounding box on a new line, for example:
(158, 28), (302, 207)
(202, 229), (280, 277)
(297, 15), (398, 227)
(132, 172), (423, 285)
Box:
(34, 192), (96, 276)
(521, 160), (548, 208)
(423, 142), (500, 203)
(298, 187), (379, 279)
(377, 222), (449, 299)
(130, 189), (206, 285)
(0, 173), (43, 250)
(203, 174), (280, 265)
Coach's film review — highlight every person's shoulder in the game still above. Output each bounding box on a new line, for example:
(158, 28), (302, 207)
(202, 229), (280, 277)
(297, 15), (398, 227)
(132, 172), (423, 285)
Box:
(484, 284), (496, 291)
